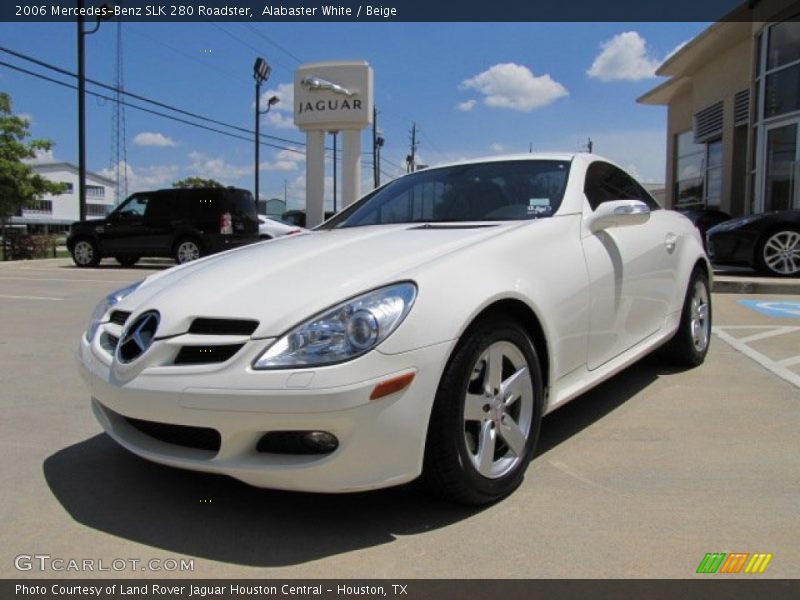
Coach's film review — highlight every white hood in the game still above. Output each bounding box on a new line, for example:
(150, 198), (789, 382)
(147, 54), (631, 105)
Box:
(119, 223), (521, 338)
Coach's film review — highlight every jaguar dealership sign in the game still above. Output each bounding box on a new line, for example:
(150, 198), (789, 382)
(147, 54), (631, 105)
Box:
(294, 61), (373, 227)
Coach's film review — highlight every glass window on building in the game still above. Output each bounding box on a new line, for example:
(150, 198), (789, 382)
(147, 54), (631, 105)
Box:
(674, 131), (705, 207)
(763, 19), (800, 119)
(705, 140), (723, 208)
(86, 185), (105, 198)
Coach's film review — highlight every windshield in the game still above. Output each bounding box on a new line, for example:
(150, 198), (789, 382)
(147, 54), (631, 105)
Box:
(324, 160), (571, 229)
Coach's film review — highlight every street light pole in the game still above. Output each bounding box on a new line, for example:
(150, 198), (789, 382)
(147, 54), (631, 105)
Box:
(330, 131), (338, 213)
(253, 57), (277, 211)
(76, 0), (110, 222)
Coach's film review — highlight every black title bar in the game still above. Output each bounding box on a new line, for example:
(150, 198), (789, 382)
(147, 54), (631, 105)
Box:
(3, 0), (795, 22)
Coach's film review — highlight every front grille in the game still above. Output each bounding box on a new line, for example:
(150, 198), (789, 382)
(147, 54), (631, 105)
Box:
(125, 417), (221, 452)
(189, 318), (258, 336)
(101, 333), (119, 353)
(174, 344), (244, 365)
(109, 310), (131, 326)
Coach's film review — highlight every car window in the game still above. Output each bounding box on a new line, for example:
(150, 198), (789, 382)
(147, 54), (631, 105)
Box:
(584, 162), (660, 211)
(114, 194), (149, 218)
(325, 160), (571, 228)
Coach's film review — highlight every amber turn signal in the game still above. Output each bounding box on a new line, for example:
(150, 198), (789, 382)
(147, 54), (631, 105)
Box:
(369, 372), (416, 400)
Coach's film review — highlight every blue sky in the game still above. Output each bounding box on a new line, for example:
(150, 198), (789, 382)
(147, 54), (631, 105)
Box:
(0, 21), (707, 209)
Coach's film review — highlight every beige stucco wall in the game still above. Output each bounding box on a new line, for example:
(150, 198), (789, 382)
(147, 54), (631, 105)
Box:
(664, 37), (753, 212)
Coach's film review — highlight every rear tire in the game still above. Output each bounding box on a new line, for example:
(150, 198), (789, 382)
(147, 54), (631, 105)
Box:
(71, 238), (100, 268)
(662, 268), (712, 367)
(115, 256), (139, 268)
(174, 238), (202, 265)
(423, 316), (544, 505)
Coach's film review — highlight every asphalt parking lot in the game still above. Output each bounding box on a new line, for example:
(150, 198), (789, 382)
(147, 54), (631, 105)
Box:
(1, 258), (798, 579)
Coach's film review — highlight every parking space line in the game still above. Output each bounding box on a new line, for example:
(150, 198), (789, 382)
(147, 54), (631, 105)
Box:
(777, 355), (800, 367)
(0, 294), (63, 301)
(713, 326), (800, 390)
(737, 327), (800, 343)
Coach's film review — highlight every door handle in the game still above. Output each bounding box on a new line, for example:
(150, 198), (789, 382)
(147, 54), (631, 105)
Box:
(665, 233), (677, 253)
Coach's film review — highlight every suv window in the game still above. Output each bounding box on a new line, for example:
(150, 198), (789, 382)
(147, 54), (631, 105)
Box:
(114, 194), (149, 218)
(584, 162), (660, 211)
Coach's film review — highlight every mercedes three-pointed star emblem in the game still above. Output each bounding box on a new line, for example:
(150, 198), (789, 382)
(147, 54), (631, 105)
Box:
(116, 310), (160, 363)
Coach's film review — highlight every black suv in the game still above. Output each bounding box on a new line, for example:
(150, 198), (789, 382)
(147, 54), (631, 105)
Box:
(67, 187), (259, 267)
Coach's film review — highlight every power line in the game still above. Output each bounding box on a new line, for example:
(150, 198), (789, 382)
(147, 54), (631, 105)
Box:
(0, 59), (305, 155)
(128, 28), (250, 86)
(0, 46), (307, 149)
(210, 23), (296, 76)
(241, 23), (304, 65)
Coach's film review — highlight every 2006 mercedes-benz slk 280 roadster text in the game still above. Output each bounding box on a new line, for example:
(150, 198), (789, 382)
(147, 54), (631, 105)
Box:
(77, 154), (712, 505)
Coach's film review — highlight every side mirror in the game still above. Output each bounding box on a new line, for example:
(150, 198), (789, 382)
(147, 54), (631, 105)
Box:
(588, 200), (650, 233)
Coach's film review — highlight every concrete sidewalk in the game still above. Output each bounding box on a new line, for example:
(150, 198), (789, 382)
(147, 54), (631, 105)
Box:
(713, 272), (800, 294)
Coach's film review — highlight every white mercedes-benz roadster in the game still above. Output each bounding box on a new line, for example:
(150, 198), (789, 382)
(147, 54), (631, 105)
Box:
(78, 154), (712, 504)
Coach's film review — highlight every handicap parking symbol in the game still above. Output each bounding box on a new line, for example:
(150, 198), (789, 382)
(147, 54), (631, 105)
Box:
(737, 299), (800, 318)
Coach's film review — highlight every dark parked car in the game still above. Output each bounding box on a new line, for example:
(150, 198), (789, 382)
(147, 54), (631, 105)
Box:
(706, 209), (800, 276)
(281, 209), (336, 228)
(67, 187), (259, 267)
(677, 207), (731, 249)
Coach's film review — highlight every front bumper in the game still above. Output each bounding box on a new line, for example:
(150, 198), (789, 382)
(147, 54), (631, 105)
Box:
(78, 329), (453, 493)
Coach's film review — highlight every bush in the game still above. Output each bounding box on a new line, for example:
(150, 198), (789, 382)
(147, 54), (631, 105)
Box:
(1, 232), (57, 260)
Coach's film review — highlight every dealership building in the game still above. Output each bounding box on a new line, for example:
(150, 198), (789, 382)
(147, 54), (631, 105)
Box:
(11, 161), (117, 233)
(638, 0), (800, 218)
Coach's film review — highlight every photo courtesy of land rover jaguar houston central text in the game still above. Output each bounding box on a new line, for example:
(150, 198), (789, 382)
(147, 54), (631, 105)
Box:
(77, 154), (712, 505)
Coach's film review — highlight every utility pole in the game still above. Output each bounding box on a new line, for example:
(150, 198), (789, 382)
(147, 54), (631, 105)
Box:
(586, 137), (594, 153)
(253, 57), (277, 210)
(77, 1), (111, 222)
(406, 123), (418, 173)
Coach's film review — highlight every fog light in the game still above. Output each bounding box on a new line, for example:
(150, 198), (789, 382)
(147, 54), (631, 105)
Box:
(303, 431), (339, 452)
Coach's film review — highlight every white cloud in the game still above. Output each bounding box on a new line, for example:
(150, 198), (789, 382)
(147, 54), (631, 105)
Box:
(455, 99), (477, 112)
(587, 31), (663, 82)
(99, 161), (179, 195)
(460, 63), (568, 112)
(266, 111), (296, 129)
(133, 131), (177, 147)
(259, 83), (297, 130)
(489, 143), (504, 153)
(260, 147), (305, 172)
(188, 151), (251, 181)
(18, 113), (33, 125)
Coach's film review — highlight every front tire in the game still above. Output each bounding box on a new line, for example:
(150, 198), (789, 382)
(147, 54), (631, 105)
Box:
(662, 268), (712, 367)
(423, 316), (544, 505)
(756, 229), (800, 277)
(174, 238), (202, 265)
(71, 238), (100, 268)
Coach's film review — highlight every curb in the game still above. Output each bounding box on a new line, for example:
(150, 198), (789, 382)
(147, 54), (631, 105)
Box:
(713, 277), (800, 295)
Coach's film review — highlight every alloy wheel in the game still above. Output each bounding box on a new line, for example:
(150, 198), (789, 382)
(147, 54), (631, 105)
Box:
(762, 230), (800, 276)
(689, 280), (710, 353)
(463, 341), (534, 479)
(176, 241), (200, 264)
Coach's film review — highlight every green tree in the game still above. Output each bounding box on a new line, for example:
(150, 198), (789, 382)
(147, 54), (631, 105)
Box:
(172, 176), (224, 188)
(0, 92), (65, 230)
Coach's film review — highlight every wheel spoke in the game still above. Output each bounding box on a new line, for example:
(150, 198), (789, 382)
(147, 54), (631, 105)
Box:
(464, 392), (487, 421)
(500, 366), (529, 406)
(485, 346), (503, 394)
(498, 415), (527, 456)
(476, 421), (496, 475)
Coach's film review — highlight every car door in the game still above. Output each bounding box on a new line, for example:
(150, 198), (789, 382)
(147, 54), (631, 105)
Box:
(142, 191), (180, 253)
(102, 193), (150, 255)
(581, 162), (678, 370)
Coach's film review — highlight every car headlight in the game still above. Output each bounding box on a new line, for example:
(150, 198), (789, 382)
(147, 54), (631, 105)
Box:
(85, 281), (143, 342)
(253, 282), (417, 369)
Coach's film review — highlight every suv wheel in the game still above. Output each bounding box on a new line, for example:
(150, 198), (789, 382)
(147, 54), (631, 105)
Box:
(71, 238), (100, 268)
(174, 238), (202, 264)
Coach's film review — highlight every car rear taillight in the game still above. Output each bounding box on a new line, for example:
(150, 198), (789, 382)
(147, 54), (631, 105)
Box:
(220, 212), (233, 235)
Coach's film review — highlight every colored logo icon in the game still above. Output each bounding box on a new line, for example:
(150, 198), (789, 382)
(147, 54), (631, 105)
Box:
(696, 552), (773, 574)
